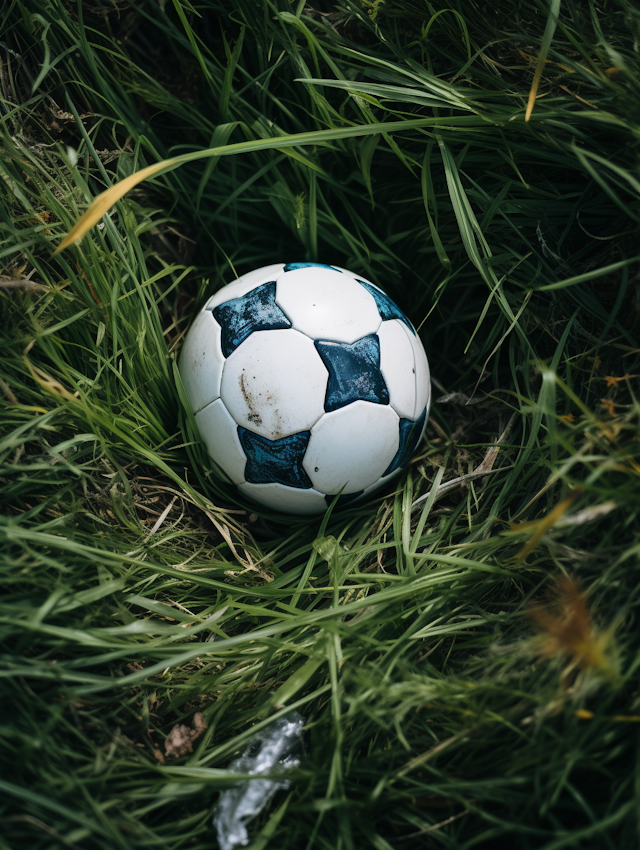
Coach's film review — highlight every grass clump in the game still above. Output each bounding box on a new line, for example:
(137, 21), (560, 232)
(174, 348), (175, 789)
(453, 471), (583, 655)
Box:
(1, 1), (640, 848)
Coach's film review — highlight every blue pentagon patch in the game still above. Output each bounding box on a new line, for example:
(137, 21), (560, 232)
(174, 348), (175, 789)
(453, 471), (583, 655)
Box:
(357, 280), (415, 335)
(383, 407), (427, 477)
(239, 427), (313, 489)
(283, 262), (342, 273)
(213, 281), (291, 357)
(314, 335), (389, 413)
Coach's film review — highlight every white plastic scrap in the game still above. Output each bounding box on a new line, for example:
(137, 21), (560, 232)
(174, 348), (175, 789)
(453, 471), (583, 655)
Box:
(213, 712), (304, 850)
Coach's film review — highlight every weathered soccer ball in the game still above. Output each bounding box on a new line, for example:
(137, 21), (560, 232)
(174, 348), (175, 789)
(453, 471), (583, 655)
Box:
(179, 262), (430, 515)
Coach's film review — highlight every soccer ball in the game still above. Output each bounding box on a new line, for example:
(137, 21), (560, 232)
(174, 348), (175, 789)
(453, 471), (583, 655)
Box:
(179, 263), (430, 515)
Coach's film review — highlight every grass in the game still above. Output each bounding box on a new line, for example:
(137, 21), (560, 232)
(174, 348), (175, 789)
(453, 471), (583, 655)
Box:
(1, 0), (640, 847)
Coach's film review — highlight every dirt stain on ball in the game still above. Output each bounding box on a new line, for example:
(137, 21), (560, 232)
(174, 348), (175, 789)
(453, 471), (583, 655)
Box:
(239, 371), (285, 438)
(239, 372), (263, 427)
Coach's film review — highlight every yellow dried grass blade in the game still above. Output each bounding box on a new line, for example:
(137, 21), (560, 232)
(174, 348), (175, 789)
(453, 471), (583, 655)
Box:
(51, 117), (446, 256)
(51, 158), (179, 257)
(516, 488), (581, 562)
(525, 0), (562, 122)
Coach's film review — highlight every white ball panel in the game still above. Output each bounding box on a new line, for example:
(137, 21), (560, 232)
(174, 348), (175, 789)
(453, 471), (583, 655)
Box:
(377, 319), (417, 421)
(220, 329), (328, 441)
(178, 310), (224, 414)
(411, 334), (431, 419)
(331, 265), (358, 278)
(362, 467), (404, 499)
(336, 268), (385, 294)
(332, 266), (379, 288)
(204, 264), (286, 311)
(304, 401), (400, 494)
(275, 267), (381, 344)
(195, 398), (246, 485)
(238, 483), (327, 515)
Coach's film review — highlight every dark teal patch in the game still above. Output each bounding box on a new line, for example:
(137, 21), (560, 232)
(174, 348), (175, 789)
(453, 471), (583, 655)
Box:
(213, 281), (291, 357)
(315, 335), (389, 413)
(239, 427), (312, 489)
(283, 262), (342, 273)
(383, 408), (427, 477)
(357, 280), (415, 335)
